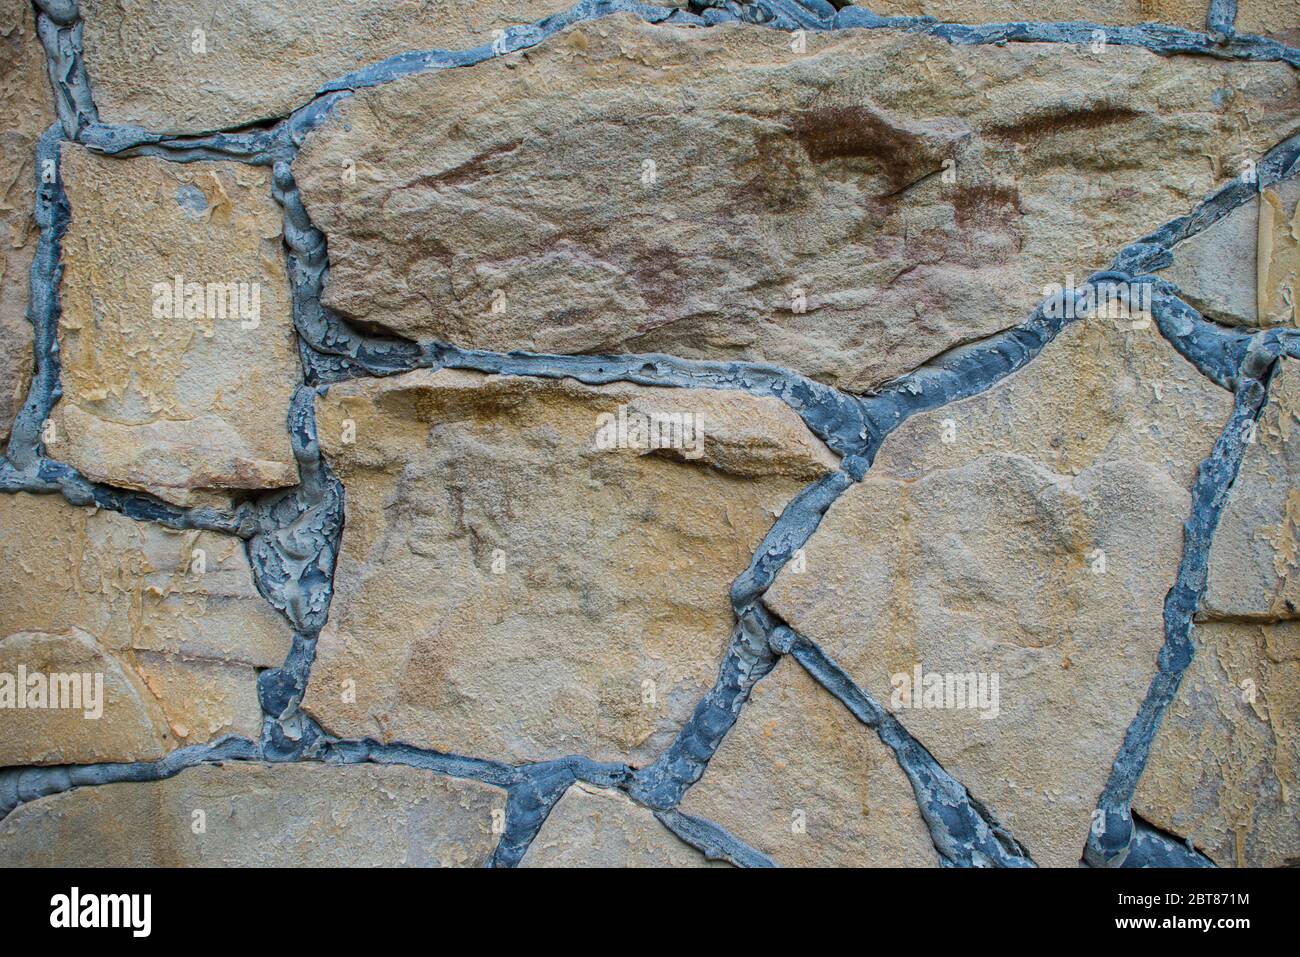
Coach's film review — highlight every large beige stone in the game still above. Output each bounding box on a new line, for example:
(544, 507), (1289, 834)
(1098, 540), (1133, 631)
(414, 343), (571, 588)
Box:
(0, 0), (52, 445)
(521, 782), (726, 867)
(293, 17), (1298, 393)
(1135, 620), (1299, 867)
(1165, 197), (1261, 327)
(0, 763), (505, 866)
(1237, 1), (1300, 44)
(51, 149), (299, 507)
(679, 657), (939, 867)
(866, 1), (1205, 29)
(1204, 358), (1300, 618)
(80, 0), (587, 134)
(1259, 178), (1299, 328)
(303, 369), (836, 765)
(766, 320), (1230, 866)
(0, 492), (292, 765)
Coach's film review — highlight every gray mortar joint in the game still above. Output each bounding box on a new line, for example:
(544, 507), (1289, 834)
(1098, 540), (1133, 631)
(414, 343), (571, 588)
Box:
(2, 0), (1298, 867)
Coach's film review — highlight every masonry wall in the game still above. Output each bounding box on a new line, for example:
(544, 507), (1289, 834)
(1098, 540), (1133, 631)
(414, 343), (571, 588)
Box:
(0, 0), (1297, 867)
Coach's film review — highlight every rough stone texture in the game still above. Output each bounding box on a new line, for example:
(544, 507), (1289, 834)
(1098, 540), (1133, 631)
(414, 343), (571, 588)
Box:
(867, 1), (1205, 30)
(1204, 358), (1300, 618)
(521, 782), (726, 866)
(294, 17), (1298, 392)
(1134, 620), (1299, 867)
(51, 148), (299, 507)
(80, 0), (586, 135)
(1236, 1), (1300, 45)
(0, 763), (505, 866)
(766, 320), (1230, 867)
(0, 492), (291, 765)
(303, 369), (836, 765)
(0, 0), (51, 444)
(1259, 178), (1299, 328)
(680, 658), (939, 867)
(1165, 197), (1261, 327)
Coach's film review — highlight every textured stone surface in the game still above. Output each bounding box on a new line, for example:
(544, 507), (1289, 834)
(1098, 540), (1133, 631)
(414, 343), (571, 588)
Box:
(303, 369), (835, 764)
(80, 0), (583, 134)
(1236, 1), (1300, 44)
(1165, 197), (1261, 326)
(521, 782), (726, 867)
(0, 493), (291, 765)
(868, 1), (1205, 29)
(1259, 178), (1299, 327)
(51, 149), (299, 507)
(766, 320), (1230, 866)
(680, 658), (939, 867)
(294, 17), (1298, 392)
(0, 0), (51, 444)
(1135, 620), (1299, 867)
(0, 763), (505, 866)
(1205, 358), (1300, 618)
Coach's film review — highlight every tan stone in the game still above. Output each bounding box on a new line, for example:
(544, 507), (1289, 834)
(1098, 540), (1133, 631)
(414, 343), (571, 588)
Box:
(866, 2), (1205, 29)
(0, 0), (52, 444)
(1237, 1), (1300, 44)
(293, 17), (1298, 393)
(52, 148), (299, 507)
(302, 369), (836, 764)
(0, 762), (505, 866)
(1165, 196), (1261, 327)
(1259, 178), (1299, 328)
(520, 782), (727, 867)
(680, 657), (939, 867)
(0, 492), (291, 764)
(766, 322), (1229, 867)
(80, 0), (587, 134)
(1205, 358), (1300, 618)
(1135, 620), (1299, 867)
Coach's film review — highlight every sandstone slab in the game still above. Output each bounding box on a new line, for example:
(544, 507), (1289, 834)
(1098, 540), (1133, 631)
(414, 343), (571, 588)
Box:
(0, 0), (52, 444)
(767, 319), (1229, 866)
(52, 149), (299, 507)
(1259, 178), (1299, 328)
(80, 0), (585, 134)
(0, 762), (505, 866)
(0, 492), (292, 765)
(1205, 358), (1300, 618)
(294, 17), (1298, 392)
(303, 369), (836, 765)
(1237, 1), (1300, 44)
(867, 1), (1204, 29)
(1165, 197), (1260, 327)
(1135, 620), (1299, 867)
(680, 657), (939, 867)
(521, 782), (725, 867)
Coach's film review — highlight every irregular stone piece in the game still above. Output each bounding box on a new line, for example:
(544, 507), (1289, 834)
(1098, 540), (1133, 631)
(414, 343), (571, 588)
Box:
(0, 0), (52, 444)
(294, 16), (1298, 392)
(1259, 178), (1299, 328)
(767, 320), (1230, 867)
(1236, 1), (1300, 44)
(1205, 358), (1300, 618)
(304, 369), (836, 764)
(680, 658), (939, 867)
(866, 1), (1205, 29)
(52, 148), (299, 507)
(1165, 197), (1260, 326)
(1135, 620), (1299, 868)
(0, 493), (291, 765)
(0, 763), (505, 866)
(79, 0), (588, 134)
(520, 782), (726, 867)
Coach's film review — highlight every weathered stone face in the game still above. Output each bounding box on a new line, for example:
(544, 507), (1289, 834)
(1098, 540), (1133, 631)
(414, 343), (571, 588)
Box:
(766, 319), (1230, 866)
(79, 0), (587, 135)
(866, 1), (1205, 30)
(0, 493), (291, 765)
(680, 657), (939, 867)
(51, 149), (300, 507)
(1205, 359), (1300, 618)
(1237, 1), (1300, 44)
(0, 763), (505, 866)
(302, 369), (836, 765)
(293, 16), (1297, 393)
(1260, 179), (1300, 327)
(0, 0), (52, 445)
(521, 782), (726, 867)
(1135, 620), (1299, 868)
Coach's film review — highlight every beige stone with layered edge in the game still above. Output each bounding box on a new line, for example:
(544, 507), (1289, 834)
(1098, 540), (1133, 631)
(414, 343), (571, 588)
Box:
(52, 149), (299, 507)
(293, 16), (1299, 392)
(303, 369), (838, 765)
(0, 492), (291, 764)
(0, 763), (505, 866)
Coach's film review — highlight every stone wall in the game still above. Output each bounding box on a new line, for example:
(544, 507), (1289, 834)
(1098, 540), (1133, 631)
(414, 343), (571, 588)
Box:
(0, 0), (1296, 867)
